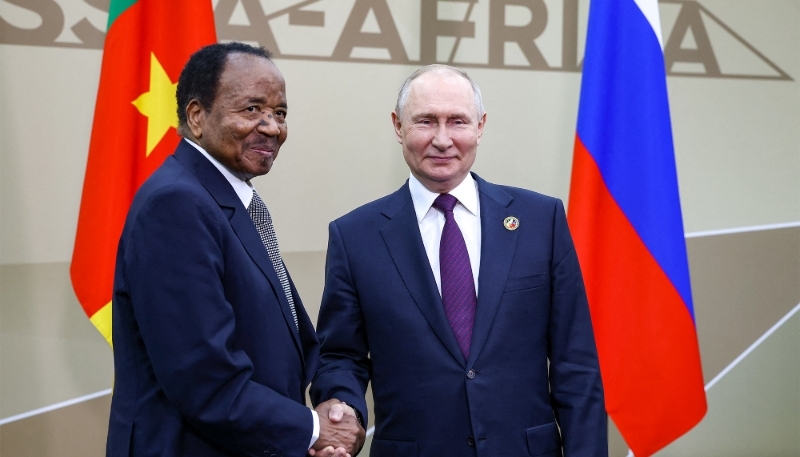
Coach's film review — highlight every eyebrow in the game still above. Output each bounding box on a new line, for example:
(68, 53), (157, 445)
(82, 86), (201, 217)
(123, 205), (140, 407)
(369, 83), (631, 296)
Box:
(411, 111), (470, 121)
(244, 97), (288, 110)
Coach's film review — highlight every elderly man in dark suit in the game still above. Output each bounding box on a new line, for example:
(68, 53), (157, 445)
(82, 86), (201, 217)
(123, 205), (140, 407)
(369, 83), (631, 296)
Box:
(107, 42), (363, 457)
(311, 65), (607, 456)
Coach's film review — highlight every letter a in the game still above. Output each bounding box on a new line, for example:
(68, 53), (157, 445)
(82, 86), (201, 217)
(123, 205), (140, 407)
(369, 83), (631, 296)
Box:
(332, 0), (408, 62)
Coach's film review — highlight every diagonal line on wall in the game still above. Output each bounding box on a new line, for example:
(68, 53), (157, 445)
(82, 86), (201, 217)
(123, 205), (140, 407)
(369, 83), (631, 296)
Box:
(685, 221), (800, 238)
(703, 301), (800, 391)
(0, 388), (111, 426)
(624, 301), (800, 457)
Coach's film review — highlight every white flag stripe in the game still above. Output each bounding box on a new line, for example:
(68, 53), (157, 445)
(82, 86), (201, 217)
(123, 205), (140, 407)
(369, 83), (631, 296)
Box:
(633, 0), (664, 49)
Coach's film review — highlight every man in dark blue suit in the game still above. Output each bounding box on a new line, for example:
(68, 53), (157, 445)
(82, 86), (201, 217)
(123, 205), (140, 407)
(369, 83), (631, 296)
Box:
(108, 42), (363, 457)
(311, 65), (607, 456)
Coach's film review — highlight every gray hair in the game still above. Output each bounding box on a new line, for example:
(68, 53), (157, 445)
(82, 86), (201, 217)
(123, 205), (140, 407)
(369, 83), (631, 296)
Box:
(395, 64), (485, 119)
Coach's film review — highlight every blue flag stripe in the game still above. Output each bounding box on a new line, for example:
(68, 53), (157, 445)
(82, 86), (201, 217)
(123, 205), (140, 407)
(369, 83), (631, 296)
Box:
(576, 0), (694, 317)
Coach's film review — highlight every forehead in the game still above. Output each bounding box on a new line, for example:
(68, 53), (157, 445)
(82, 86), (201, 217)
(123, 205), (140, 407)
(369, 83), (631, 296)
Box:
(216, 53), (285, 100)
(406, 70), (476, 116)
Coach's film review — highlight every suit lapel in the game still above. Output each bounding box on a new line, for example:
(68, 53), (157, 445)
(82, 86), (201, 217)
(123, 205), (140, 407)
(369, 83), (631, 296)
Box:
(174, 141), (304, 356)
(468, 174), (517, 367)
(379, 183), (466, 366)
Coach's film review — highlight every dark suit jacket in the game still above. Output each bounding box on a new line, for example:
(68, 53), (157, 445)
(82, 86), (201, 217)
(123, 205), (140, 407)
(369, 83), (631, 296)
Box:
(311, 174), (606, 457)
(108, 140), (319, 457)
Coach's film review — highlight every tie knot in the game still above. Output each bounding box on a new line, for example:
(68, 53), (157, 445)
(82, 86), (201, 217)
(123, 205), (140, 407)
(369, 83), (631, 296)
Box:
(432, 193), (458, 213)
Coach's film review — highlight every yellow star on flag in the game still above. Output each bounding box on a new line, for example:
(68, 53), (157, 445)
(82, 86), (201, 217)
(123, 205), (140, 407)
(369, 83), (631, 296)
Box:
(132, 53), (179, 156)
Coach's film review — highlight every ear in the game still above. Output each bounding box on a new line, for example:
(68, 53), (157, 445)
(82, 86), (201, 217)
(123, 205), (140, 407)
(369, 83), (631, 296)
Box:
(475, 112), (487, 145)
(185, 99), (206, 140)
(391, 111), (403, 144)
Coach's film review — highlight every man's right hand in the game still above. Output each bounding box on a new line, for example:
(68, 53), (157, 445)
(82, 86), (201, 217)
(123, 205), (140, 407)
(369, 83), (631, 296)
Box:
(311, 399), (365, 456)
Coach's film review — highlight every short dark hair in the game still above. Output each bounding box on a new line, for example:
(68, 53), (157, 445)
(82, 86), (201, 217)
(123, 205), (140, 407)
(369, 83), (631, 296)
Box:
(176, 42), (273, 133)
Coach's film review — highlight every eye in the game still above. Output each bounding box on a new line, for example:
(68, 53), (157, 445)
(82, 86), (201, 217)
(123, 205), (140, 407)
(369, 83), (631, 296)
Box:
(275, 109), (287, 118)
(245, 105), (258, 112)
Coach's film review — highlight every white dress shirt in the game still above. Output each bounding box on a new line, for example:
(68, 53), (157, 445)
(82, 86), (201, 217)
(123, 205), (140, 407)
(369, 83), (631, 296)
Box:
(409, 173), (481, 295)
(185, 139), (320, 449)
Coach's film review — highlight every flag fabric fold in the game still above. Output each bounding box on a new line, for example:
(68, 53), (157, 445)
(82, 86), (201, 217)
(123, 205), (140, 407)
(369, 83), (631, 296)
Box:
(70, 0), (217, 345)
(568, 0), (707, 455)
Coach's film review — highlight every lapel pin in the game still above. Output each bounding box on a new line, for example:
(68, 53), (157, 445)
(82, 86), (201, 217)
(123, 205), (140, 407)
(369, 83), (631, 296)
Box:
(503, 216), (519, 231)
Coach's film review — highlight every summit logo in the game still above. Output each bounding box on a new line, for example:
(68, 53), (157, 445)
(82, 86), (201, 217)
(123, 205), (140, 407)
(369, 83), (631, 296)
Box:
(0, 0), (792, 80)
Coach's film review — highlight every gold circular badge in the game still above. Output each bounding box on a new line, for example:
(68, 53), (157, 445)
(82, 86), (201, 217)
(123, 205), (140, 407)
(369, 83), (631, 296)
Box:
(503, 216), (519, 231)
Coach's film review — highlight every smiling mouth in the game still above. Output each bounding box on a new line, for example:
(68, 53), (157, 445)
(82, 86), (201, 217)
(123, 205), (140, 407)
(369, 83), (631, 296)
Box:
(247, 141), (278, 157)
(251, 147), (274, 156)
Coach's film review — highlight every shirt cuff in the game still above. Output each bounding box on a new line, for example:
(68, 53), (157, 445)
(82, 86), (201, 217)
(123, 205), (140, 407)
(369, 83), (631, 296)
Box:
(309, 409), (320, 450)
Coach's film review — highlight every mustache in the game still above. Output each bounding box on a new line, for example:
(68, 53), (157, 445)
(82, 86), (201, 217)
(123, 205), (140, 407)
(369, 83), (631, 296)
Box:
(244, 137), (279, 151)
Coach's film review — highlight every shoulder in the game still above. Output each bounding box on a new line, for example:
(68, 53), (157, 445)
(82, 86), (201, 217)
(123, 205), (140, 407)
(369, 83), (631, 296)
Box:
(126, 158), (219, 231)
(476, 175), (562, 211)
(136, 158), (204, 204)
(332, 184), (410, 227)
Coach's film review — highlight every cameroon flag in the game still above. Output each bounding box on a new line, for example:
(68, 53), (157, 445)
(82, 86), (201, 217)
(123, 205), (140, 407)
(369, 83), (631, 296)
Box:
(71, 0), (217, 345)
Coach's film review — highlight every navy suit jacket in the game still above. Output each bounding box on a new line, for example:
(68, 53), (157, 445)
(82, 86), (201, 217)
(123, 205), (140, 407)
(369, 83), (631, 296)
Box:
(311, 174), (606, 457)
(108, 140), (319, 457)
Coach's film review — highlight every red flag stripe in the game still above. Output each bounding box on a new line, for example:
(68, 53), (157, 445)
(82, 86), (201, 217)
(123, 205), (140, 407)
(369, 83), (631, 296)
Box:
(569, 137), (707, 456)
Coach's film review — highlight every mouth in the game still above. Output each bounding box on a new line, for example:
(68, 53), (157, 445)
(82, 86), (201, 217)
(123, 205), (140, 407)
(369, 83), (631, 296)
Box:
(247, 142), (278, 159)
(250, 147), (274, 157)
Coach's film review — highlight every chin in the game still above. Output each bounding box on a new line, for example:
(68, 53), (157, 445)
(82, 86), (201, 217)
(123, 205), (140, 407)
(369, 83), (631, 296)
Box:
(248, 167), (271, 178)
(243, 160), (274, 178)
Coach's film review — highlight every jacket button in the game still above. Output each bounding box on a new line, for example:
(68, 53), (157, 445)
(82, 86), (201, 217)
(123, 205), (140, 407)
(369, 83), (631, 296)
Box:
(467, 369), (475, 379)
(468, 435), (476, 446)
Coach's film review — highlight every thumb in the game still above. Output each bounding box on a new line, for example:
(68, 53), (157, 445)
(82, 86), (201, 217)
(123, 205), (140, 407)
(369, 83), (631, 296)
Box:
(329, 403), (344, 422)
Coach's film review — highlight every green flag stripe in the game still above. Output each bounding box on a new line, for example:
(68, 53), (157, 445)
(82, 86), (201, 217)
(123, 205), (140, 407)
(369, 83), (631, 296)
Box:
(107, 0), (138, 29)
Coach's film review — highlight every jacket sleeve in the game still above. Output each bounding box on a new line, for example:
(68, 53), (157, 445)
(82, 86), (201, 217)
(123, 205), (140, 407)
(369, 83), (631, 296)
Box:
(121, 185), (313, 457)
(309, 221), (372, 425)
(547, 199), (608, 456)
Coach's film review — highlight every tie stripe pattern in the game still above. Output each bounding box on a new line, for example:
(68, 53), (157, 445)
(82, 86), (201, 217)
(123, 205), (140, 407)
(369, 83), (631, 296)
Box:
(248, 190), (299, 330)
(432, 193), (477, 360)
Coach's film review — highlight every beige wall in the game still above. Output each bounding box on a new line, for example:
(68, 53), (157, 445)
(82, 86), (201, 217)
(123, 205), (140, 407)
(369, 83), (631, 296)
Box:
(1, 0), (798, 456)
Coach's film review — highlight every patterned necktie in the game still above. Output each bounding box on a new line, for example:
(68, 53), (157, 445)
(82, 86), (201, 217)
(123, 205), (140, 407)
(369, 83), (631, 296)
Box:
(247, 190), (299, 330)
(432, 193), (476, 360)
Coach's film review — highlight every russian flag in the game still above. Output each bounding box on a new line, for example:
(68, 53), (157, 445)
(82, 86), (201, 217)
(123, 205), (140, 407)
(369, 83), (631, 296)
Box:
(567, 0), (707, 455)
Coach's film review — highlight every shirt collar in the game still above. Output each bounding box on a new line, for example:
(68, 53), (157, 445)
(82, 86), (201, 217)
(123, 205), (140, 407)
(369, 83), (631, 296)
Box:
(185, 138), (254, 208)
(408, 173), (479, 223)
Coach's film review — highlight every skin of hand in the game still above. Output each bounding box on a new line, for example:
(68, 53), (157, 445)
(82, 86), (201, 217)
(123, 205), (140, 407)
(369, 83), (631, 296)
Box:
(307, 446), (349, 457)
(328, 403), (356, 422)
(311, 399), (366, 456)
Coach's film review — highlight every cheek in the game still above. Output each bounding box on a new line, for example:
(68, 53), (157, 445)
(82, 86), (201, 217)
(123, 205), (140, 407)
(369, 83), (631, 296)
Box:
(404, 131), (431, 152)
(233, 120), (253, 137)
(278, 124), (288, 144)
(453, 134), (479, 152)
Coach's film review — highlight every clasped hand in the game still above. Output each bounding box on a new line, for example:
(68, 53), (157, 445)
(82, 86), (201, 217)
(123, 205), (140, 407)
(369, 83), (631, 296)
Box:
(308, 399), (365, 457)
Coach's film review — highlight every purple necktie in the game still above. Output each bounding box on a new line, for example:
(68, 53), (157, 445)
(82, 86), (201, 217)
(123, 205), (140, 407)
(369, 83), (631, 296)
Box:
(432, 193), (476, 360)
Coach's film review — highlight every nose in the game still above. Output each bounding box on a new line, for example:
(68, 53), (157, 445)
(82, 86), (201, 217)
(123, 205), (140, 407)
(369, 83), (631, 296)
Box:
(256, 112), (281, 136)
(431, 123), (453, 151)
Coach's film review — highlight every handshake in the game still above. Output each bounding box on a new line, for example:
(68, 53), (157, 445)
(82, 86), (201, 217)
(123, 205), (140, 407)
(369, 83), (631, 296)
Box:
(308, 399), (366, 457)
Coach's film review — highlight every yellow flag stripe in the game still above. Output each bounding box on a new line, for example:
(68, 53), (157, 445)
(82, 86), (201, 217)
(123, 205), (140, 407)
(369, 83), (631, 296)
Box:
(90, 301), (113, 348)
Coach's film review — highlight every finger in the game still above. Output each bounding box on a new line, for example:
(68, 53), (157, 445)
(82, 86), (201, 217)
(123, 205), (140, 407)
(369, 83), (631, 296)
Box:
(329, 403), (344, 422)
(340, 404), (356, 417)
(315, 446), (337, 457)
